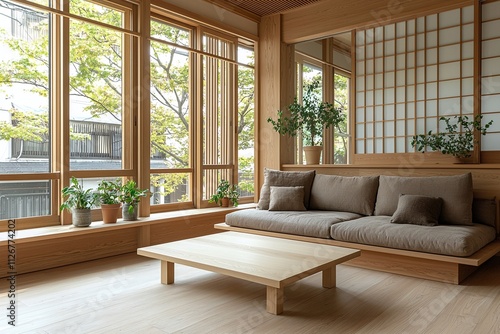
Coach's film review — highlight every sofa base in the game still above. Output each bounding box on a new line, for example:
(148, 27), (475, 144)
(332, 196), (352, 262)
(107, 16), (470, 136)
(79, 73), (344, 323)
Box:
(215, 223), (500, 284)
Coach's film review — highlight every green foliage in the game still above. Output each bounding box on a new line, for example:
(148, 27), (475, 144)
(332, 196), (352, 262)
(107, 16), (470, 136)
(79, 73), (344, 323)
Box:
(267, 79), (346, 146)
(97, 179), (122, 205)
(60, 177), (98, 211)
(411, 115), (493, 159)
(0, 2), (255, 201)
(208, 180), (239, 207)
(119, 180), (149, 214)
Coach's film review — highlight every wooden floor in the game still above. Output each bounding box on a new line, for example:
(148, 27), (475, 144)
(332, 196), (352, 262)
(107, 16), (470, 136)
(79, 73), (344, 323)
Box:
(1, 253), (499, 333)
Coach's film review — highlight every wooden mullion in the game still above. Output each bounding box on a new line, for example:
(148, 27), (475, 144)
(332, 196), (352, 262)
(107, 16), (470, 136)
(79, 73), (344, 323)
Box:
(60, 1), (71, 225)
(473, 0), (482, 163)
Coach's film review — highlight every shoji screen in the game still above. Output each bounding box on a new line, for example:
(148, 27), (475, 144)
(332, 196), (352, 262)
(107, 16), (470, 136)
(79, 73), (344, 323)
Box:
(355, 6), (474, 155)
(481, 1), (500, 150)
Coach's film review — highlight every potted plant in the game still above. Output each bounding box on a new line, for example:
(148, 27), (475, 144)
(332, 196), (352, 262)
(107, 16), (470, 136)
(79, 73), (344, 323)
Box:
(60, 177), (98, 227)
(267, 79), (346, 164)
(119, 179), (148, 221)
(411, 115), (493, 161)
(209, 180), (239, 207)
(97, 179), (122, 224)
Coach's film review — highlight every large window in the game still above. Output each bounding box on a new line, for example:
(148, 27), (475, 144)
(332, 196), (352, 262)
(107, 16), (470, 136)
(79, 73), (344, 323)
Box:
(0, 0), (256, 230)
(295, 54), (350, 164)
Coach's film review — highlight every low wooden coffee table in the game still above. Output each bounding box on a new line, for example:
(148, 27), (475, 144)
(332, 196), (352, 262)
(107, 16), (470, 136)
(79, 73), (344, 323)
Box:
(137, 232), (360, 314)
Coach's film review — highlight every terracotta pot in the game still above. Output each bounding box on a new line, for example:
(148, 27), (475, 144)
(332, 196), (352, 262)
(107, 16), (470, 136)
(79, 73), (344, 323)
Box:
(101, 203), (121, 224)
(303, 146), (322, 165)
(72, 208), (92, 227)
(221, 197), (230, 207)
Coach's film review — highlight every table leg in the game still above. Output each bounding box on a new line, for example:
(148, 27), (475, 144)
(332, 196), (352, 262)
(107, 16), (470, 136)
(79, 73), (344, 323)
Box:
(161, 261), (174, 285)
(266, 286), (284, 315)
(322, 266), (336, 288)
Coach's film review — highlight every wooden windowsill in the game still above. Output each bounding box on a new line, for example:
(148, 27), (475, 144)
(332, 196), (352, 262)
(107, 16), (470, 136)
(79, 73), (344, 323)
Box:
(0, 204), (256, 245)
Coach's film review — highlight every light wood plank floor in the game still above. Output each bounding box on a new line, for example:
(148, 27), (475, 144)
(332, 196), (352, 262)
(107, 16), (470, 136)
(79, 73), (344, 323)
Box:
(1, 253), (499, 333)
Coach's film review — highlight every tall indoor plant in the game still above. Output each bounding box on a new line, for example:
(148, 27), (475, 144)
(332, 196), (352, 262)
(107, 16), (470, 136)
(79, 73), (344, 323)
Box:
(267, 79), (345, 164)
(119, 180), (148, 221)
(60, 177), (98, 227)
(97, 179), (122, 224)
(411, 115), (493, 160)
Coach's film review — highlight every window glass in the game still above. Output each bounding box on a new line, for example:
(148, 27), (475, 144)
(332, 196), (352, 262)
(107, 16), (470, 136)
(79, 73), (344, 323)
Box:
(0, 1), (50, 173)
(69, 4), (124, 170)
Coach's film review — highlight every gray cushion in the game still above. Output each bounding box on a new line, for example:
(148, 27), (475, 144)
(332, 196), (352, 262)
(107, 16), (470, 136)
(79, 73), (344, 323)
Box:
(330, 216), (497, 257)
(226, 209), (363, 239)
(473, 198), (497, 227)
(309, 174), (379, 215)
(374, 173), (473, 225)
(257, 169), (315, 210)
(269, 186), (306, 211)
(390, 194), (443, 226)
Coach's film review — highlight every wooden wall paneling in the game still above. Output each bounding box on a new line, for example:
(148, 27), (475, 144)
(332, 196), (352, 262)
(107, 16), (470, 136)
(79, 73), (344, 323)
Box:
(0, 229), (138, 277)
(258, 14), (294, 188)
(281, 0), (473, 44)
(149, 213), (226, 245)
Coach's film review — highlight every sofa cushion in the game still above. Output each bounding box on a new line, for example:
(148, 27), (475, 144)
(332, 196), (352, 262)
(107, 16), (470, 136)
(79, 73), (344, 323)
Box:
(269, 186), (306, 211)
(257, 169), (315, 210)
(226, 209), (362, 239)
(390, 194), (443, 226)
(309, 174), (379, 215)
(330, 216), (497, 257)
(374, 173), (473, 225)
(473, 198), (497, 227)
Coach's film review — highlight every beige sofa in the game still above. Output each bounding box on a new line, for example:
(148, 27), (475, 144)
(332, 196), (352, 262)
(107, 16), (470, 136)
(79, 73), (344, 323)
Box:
(219, 169), (500, 283)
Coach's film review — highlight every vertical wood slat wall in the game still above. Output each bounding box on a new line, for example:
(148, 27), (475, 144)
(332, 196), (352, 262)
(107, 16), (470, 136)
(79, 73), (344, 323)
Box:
(354, 6), (476, 160)
(202, 32), (235, 200)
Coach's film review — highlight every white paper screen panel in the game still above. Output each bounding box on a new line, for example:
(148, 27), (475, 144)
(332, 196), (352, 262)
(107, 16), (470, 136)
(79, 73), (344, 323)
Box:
(355, 5), (475, 155)
(481, 1), (500, 151)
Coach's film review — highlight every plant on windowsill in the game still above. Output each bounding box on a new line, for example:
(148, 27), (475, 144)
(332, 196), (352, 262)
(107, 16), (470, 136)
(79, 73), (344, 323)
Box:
(411, 115), (493, 161)
(97, 179), (122, 224)
(119, 180), (149, 221)
(60, 177), (98, 227)
(267, 79), (346, 165)
(209, 180), (239, 207)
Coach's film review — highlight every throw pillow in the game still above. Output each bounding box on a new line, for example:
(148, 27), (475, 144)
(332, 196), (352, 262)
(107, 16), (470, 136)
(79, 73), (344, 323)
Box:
(390, 194), (443, 226)
(268, 186), (306, 211)
(257, 168), (315, 210)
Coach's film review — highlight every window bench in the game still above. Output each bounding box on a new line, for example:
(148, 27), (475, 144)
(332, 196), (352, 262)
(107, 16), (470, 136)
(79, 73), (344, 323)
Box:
(0, 204), (255, 278)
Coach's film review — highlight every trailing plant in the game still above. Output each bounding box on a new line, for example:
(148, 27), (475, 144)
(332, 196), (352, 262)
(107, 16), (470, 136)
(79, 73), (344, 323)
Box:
(119, 180), (149, 214)
(411, 115), (493, 159)
(209, 180), (239, 207)
(60, 177), (97, 211)
(267, 79), (345, 146)
(97, 179), (122, 205)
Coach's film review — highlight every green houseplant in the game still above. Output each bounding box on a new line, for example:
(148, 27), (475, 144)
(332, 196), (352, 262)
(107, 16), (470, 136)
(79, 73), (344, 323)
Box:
(267, 79), (345, 164)
(411, 115), (493, 160)
(209, 180), (239, 207)
(97, 179), (122, 224)
(119, 180), (148, 221)
(60, 177), (98, 227)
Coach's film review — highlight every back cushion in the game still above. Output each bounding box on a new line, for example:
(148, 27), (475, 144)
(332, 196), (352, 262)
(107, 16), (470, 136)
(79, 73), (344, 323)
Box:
(472, 198), (497, 227)
(257, 169), (315, 210)
(309, 174), (379, 215)
(374, 173), (473, 225)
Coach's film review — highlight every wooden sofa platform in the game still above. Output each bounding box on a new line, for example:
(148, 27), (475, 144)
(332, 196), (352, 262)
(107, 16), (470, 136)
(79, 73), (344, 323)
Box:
(215, 223), (500, 284)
